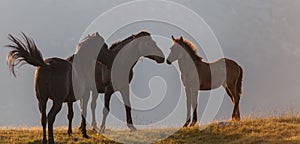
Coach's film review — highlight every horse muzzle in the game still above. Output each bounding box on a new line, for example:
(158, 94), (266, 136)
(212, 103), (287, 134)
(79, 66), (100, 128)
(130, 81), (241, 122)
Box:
(155, 56), (165, 64)
(145, 55), (165, 64)
(166, 59), (172, 65)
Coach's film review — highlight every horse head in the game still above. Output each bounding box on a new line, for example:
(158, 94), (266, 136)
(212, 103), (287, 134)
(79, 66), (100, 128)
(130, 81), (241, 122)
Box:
(134, 31), (165, 64)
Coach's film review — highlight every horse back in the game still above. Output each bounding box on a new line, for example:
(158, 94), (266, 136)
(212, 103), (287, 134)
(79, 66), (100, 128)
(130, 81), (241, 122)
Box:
(196, 58), (241, 90)
(35, 58), (72, 102)
(223, 58), (241, 84)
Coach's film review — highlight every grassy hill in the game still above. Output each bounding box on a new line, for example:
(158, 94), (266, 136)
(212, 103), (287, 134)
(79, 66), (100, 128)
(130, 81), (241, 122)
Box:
(1, 116), (300, 144)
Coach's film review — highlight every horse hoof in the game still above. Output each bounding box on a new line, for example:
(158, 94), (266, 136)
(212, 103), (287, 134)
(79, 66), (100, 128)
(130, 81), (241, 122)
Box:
(99, 126), (105, 134)
(68, 130), (72, 136)
(100, 130), (104, 134)
(93, 126), (102, 133)
(182, 124), (189, 128)
(83, 134), (89, 139)
(41, 139), (47, 144)
(232, 117), (241, 121)
(130, 127), (137, 132)
(99, 129), (105, 134)
(189, 122), (197, 127)
(48, 139), (54, 144)
(218, 121), (232, 127)
(92, 122), (98, 130)
(92, 127), (99, 132)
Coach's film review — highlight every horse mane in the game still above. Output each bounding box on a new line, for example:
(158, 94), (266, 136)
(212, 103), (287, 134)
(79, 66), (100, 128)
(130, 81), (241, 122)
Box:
(76, 32), (105, 52)
(77, 35), (89, 48)
(175, 38), (203, 61)
(66, 54), (74, 62)
(109, 31), (150, 51)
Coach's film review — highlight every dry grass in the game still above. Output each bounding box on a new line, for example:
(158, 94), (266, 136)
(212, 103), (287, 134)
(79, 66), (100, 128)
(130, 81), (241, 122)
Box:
(1, 116), (300, 144)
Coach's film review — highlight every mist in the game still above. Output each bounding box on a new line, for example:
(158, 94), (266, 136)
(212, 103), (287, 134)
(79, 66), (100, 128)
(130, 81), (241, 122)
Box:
(0, 0), (300, 128)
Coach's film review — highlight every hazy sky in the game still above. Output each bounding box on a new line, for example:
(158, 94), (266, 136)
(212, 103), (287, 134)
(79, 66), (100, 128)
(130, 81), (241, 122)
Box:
(0, 0), (300, 128)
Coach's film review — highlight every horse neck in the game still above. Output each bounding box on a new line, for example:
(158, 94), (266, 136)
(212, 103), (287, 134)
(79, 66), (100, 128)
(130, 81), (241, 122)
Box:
(178, 52), (195, 68)
(178, 51), (201, 75)
(66, 54), (74, 62)
(98, 46), (113, 67)
(108, 39), (140, 69)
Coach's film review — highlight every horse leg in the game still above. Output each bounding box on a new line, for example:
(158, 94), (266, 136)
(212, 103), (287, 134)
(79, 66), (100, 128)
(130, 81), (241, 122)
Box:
(67, 102), (73, 136)
(91, 91), (98, 131)
(100, 86), (113, 133)
(235, 67), (243, 121)
(35, 80), (48, 144)
(190, 89), (198, 127)
(38, 99), (48, 144)
(226, 84), (240, 121)
(120, 87), (136, 132)
(224, 85), (234, 103)
(183, 87), (192, 127)
(233, 93), (241, 121)
(47, 100), (63, 144)
(80, 92), (90, 138)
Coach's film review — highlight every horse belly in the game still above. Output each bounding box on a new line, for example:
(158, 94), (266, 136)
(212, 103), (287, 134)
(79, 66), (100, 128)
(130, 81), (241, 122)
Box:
(199, 74), (225, 90)
(200, 82), (223, 90)
(95, 64), (105, 93)
(64, 89), (77, 102)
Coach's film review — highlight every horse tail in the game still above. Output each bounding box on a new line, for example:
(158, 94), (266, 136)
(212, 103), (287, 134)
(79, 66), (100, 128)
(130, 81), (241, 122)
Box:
(236, 66), (243, 97)
(5, 33), (47, 77)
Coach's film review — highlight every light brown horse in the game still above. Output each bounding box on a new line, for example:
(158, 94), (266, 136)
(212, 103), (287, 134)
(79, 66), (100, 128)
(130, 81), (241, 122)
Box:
(98, 31), (165, 133)
(166, 36), (243, 127)
(5, 33), (107, 143)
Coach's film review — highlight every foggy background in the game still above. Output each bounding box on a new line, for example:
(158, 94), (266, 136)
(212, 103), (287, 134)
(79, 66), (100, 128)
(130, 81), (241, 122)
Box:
(0, 0), (300, 128)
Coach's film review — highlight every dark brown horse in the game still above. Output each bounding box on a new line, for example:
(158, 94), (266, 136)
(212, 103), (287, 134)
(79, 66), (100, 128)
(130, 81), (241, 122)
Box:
(73, 31), (165, 133)
(5, 32), (107, 143)
(166, 36), (243, 127)
(63, 31), (164, 135)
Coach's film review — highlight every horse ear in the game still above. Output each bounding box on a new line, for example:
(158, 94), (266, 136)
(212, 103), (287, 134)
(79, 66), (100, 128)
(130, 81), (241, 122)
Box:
(96, 32), (100, 37)
(180, 36), (183, 41)
(88, 34), (91, 37)
(172, 35), (175, 40)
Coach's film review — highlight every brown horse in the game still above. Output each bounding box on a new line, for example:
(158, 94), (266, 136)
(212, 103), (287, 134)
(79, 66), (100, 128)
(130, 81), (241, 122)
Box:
(5, 32), (107, 143)
(166, 36), (243, 127)
(99, 31), (165, 133)
(64, 31), (164, 135)
(72, 31), (165, 133)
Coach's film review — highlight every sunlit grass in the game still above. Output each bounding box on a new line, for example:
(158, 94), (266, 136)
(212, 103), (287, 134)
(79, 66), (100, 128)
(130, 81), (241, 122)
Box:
(1, 116), (300, 143)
